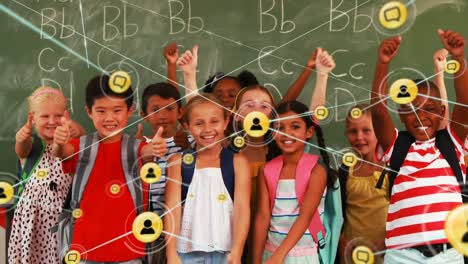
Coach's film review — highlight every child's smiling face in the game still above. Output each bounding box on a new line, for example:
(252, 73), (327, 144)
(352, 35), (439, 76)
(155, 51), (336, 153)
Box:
(185, 101), (229, 149)
(143, 95), (181, 138)
(398, 86), (445, 141)
(32, 100), (66, 143)
(86, 96), (133, 142)
(275, 111), (313, 154)
(213, 78), (242, 109)
(346, 113), (378, 157)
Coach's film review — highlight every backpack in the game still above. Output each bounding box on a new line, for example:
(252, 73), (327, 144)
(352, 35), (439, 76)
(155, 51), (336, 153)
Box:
(51, 133), (143, 260)
(180, 147), (235, 202)
(263, 153), (343, 264)
(15, 134), (45, 205)
(375, 129), (467, 203)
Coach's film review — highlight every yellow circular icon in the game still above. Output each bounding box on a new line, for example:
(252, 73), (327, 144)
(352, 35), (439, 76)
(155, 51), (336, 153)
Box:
(352, 245), (375, 264)
(35, 169), (49, 180)
(445, 204), (468, 256)
(244, 111), (270, 138)
(343, 152), (358, 167)
(64, 250), (81, 264)
(132, 211), (163, 243)
(445, 60), (461, 74)
(72, 209), (83, 219)
(110, 184), (121, 195)
(350, 108), (363, 119)
(389, 79), (418, 105)
(109, 70), (131, 94)
(378, 1), (408, 30)
(188, 193), (195, 199)
(314, 106), (329, 121)
(233, 136), (245, 148)
(140, 162), (162, 184)
(183, 153), (194, 165)
(218, 193), (227, 202)
(0, 181), (14, 205)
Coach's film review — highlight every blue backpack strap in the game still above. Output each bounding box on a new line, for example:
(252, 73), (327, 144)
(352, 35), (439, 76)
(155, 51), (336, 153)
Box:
(181, 149), (197, 202)
(376, 131), (414, 197)
(435, 129), (467, 203)
(220, 148), (235, 201)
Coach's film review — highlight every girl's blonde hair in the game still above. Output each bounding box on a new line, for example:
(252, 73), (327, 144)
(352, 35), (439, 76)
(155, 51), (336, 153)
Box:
(183, 93), (229, 123)
(28, 86), (67, 112)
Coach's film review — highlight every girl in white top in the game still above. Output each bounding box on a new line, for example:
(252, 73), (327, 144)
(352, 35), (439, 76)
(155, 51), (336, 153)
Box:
(165, 94), (251, 264)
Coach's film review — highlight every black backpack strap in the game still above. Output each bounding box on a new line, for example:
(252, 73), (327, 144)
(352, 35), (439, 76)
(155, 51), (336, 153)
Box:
(181, 149), (197, 202)
(337, 164), (349, 222)
(435, 129), (467, 203)
(220, 148), (235, 201)
(376, 131), (415, 197)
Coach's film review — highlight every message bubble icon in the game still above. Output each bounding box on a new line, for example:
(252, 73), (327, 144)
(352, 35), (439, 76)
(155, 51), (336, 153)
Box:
(109, 70), (131, 93)
(352, 246), (374, 264)
(378, 1), (408, 30)
(445, 60), (461, 74)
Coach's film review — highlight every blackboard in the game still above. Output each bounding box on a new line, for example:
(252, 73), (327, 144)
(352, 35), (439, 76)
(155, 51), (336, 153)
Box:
(1, 0), (467, 181)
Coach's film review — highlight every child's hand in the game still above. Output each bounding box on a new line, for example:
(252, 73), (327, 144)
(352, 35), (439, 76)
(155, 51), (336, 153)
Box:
(164, 42), (179, 64)
(227, 253), (241, 264)
(68, 120), (83, 138)
(135, 123), (144, 141)
(378, 36), (402, 64)
(315, 48), (336, 75)
(177, 45), (198, 75)
(16, 113), (33, 143)
(54, 112), (71, 146)
(433, 48), (449, 72)
(438, 29), (466, 58)
(174, 125), (190, 150)
(152, 127), (167, 158)
(306, 49), (318, 69)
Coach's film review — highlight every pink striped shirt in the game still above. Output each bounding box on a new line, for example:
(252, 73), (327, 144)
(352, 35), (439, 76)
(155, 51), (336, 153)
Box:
(376, 124), (466, 249)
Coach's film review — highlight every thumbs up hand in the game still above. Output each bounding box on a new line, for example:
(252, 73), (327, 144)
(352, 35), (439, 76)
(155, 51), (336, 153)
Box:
(16, 113), (34, 143)
(135, 123), (144, 141)
(54, 111), (71, 146)
(438, 29), (466, 58)
(177, 45), (199, 75)
(152, 127), (167, 158)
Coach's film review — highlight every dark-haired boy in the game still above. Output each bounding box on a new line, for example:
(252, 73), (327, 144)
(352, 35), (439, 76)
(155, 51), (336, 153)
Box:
(53, 74), (167, 263)
(137, 82), (194, 264)
(371, 30), (468, 263)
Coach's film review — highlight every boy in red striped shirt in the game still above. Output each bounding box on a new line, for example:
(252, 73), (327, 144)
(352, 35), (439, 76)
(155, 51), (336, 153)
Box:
(371, 30), (468, 263)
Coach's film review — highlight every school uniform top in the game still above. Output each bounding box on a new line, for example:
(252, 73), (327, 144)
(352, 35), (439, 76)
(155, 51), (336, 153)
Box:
(376, 124), (467, 249)
(68, 138), (148, 262)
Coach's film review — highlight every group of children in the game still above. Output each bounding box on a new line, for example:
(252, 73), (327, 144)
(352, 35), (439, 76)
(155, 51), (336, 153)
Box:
(7, 29), (467, 264)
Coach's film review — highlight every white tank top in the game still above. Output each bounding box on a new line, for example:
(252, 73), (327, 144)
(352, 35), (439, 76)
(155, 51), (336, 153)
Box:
(177, 167), (234, 253)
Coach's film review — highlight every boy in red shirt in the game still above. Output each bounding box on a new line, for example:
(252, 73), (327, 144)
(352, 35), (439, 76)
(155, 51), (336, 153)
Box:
(53, 74), (167, 263)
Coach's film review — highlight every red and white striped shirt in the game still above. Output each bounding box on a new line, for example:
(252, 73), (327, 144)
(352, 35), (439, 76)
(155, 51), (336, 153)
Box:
(376, 124), (467, 249)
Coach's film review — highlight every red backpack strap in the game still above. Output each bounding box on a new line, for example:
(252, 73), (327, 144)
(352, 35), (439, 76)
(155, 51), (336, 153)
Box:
(296, 154), (326, 248)
(263, 156), (284, 212)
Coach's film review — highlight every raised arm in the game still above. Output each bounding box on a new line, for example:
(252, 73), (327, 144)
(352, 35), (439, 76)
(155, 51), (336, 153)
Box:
(229, 153), (251, 264)
(309, 48), (336, 111)
(177, 45), (199, 103)
(371, 37), (401, 151)
(280, 50), (317, 104)
(252, 165), (271, 264)
(432, 48), (450, 129)
(438, 29), (468, 141)
(15, 113), (33, 159)
(165, 154), (183, 264)
(264, 165), (327, 263)
(164, 42), (179, 90)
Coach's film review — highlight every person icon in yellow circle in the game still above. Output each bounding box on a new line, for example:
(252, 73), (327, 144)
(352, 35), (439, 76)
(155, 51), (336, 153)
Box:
(140, 219), (156, 235)
(146, 168), (156, 179)
(0, 187), (6, 199)
(250, 117), (263, 131)
(397, 85), (411, 98)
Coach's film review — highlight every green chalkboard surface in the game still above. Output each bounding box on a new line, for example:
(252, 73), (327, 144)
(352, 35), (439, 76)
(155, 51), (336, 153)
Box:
(0, 0), (467, 181)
